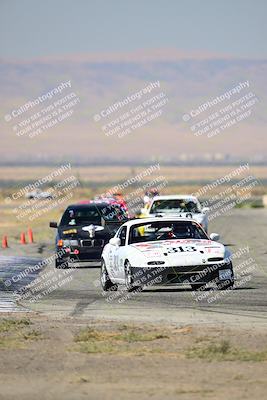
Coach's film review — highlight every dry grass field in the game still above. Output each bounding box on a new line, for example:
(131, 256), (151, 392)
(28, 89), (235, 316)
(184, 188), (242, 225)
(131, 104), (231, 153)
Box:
(0, 316), (267, 400)
(1, 165), (267, 184)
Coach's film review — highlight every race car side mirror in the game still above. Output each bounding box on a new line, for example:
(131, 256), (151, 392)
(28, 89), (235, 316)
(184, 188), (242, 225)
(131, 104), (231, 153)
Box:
(202, 207), (210, 213)
(49, 221), (58, 228)
(109, 237), (121, 246)
(209, 233), (220, 241)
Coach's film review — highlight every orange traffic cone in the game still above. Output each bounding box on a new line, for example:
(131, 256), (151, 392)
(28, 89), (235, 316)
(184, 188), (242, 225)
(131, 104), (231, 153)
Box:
(2, 236), (8, 248)
(28, 228), (34, 243)
(20, 232), (26, 245)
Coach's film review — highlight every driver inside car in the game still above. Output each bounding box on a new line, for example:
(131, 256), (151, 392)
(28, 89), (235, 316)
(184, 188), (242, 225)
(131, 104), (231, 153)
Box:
(155, 224), (190, 240)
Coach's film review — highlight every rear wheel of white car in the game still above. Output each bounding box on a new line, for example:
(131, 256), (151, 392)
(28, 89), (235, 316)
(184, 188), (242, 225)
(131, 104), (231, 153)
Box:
(124, 261), (142, 292)
(100, 260), (117, 291)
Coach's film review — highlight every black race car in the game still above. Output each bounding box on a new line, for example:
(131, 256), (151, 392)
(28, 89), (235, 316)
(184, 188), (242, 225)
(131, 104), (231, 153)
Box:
(49, 201), (128, 268)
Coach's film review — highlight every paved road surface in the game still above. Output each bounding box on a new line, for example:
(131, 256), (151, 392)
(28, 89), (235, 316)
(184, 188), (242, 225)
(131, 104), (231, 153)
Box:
(1, 209), (267, 326)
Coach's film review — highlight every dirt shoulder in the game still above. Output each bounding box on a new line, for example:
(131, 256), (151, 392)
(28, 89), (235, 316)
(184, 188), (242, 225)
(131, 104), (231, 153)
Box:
(0, 314), (267, 400)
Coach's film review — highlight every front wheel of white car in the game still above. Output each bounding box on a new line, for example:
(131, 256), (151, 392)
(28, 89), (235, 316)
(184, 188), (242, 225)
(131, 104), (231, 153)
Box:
(124, 261), (142, 292)
(216, 265), (234, 290)
(100, 260), (117, 292)
(191, 283), (206, 291)
(216, 279), (234, 290)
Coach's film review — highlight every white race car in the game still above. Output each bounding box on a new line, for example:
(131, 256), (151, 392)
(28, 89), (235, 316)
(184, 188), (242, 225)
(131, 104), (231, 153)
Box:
(100, 217), (234, 292)
(25, 189), (53, 200)
(145, 195), (209, 232)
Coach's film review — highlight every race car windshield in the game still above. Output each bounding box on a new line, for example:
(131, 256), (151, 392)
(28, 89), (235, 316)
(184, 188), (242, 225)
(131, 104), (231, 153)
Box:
(150, 199), (201, 214)
(129, 221), (208, 244)
(60, 205), (127, 226)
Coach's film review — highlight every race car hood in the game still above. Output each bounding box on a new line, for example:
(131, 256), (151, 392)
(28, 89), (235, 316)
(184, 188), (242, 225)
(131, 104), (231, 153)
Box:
(148, 212), (205, 223)
(130, 239), (227, 266)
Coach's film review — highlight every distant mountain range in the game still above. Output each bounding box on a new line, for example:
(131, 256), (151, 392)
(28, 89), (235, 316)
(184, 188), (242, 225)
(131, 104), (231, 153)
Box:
(0, 50), (266, 163)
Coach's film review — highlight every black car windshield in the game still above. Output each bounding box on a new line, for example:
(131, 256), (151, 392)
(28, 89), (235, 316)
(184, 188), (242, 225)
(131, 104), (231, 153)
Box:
(129, 221), (207, 244)
(60, 204), (127, 226)
(150, 199), (201, 214)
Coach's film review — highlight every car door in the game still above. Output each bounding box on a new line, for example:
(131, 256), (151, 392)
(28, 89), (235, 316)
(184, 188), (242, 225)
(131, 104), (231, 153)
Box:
(112, 226), (127, 280)
(108, 226), (127, 281)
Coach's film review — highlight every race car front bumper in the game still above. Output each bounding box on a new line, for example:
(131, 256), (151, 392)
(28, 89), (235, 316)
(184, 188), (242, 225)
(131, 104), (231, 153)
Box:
(56, 243), (104, 263)
(130, 263), (233, 286)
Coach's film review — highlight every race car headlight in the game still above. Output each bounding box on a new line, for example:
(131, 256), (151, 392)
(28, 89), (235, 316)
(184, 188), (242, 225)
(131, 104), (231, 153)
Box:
(147, 261), (165, 265)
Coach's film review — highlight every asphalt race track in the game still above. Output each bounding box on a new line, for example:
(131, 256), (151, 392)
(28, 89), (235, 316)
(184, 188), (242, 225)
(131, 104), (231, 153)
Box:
(1, 209), (267, 327)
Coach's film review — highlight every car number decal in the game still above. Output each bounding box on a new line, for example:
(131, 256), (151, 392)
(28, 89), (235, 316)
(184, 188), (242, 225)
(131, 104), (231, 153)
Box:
(167, 246), (197, 253)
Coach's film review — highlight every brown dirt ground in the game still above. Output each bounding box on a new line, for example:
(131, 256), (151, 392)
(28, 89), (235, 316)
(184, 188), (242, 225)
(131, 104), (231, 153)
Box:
(0, 314), (266, 400)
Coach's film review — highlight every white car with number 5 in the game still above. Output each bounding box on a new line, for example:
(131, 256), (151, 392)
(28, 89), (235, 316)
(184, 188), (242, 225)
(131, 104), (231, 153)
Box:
(100, 217), (234, 292)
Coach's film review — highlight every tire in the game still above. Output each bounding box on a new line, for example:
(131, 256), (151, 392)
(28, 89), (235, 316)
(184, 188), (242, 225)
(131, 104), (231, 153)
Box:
(191, 283), (206, 291)
(216, 279), (234, 290)
(55, 258), (68, 269)
(100, 260), (117, 291)
(124, 261), (142, 292)
(216, 266), (234, 290)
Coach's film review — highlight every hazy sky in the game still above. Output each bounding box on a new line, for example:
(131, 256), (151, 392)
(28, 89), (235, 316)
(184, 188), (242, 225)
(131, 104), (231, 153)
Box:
(0, 0), (266, 59)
